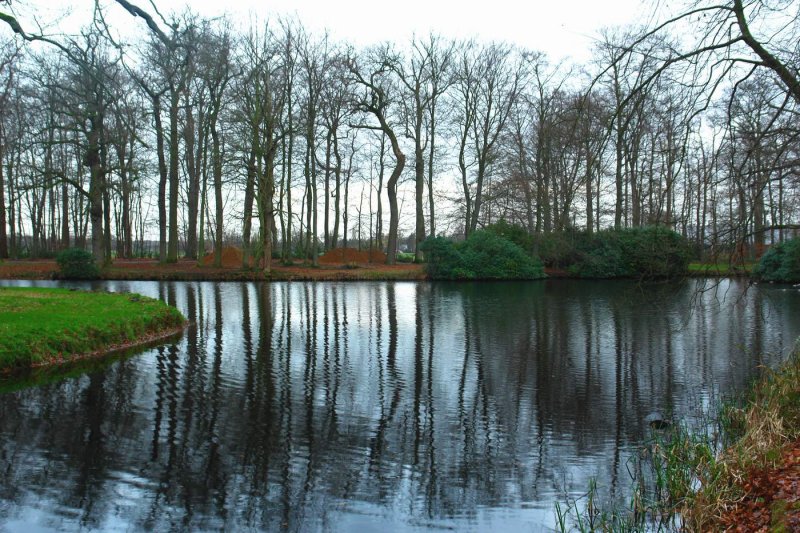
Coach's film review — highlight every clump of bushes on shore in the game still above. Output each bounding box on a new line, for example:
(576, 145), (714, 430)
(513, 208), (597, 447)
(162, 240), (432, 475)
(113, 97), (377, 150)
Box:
(479, 221), (691, 279)
(484, 219), (534, 252)
(754, 237), (800, 283)
(568, 226), (691, 279)
(423, 221), (691, 280)
(56, 248), (99, 279)
(421, 231), (545, 280)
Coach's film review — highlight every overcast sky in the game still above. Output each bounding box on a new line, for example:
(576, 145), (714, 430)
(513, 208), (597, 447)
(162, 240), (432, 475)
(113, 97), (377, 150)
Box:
(7, 0), (649, 62)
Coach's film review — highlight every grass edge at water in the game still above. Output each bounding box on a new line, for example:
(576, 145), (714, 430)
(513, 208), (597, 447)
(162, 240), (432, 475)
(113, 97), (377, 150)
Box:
(0, 287), (186, 371)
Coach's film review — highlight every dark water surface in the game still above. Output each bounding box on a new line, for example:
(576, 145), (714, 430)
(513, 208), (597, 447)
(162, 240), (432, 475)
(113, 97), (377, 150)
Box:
(1, 279), (799, 532)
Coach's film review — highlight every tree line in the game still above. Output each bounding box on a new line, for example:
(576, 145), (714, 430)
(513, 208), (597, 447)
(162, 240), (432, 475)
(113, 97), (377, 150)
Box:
(0, 0), (798, 270)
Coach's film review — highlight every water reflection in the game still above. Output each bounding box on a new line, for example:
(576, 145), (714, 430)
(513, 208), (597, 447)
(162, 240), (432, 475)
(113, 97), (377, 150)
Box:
(0, 279), (798, 531)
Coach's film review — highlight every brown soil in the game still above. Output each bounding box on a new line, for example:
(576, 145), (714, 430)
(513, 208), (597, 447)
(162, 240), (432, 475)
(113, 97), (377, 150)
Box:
(201, 246), (251, 268)
(0, 258), (425, 282)
(318, 247), (387, 265)
(717, 443), (800, 532)
(0, 260), (59, 278)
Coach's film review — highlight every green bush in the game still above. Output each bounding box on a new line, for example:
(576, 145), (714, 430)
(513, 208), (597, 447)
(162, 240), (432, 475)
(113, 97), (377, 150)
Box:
(421, 231), (545, 280)
(396, 252), (415, 263)
(56, 248), (100, 280)
(420, 237), (469, 279)
(484, 219), (533, 253)
(569, 231), (629, 278)
(754, 238), (800, 283)
(569, 226), (691, 279)
(533, 231), (582, 268)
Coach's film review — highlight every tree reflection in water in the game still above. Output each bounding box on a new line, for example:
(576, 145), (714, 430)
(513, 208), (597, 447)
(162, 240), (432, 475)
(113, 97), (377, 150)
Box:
(0, 279), (798, 531)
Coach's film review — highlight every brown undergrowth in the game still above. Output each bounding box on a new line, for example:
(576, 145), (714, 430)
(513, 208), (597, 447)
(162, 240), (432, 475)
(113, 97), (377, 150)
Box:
(0, 258), (426, 281)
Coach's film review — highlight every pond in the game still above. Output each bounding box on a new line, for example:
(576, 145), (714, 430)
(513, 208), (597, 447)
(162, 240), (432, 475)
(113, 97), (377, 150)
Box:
(1, 279), (799, 531)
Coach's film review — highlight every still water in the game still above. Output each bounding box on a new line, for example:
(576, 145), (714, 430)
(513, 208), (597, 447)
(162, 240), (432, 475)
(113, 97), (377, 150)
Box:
(0, 279), (799, 531)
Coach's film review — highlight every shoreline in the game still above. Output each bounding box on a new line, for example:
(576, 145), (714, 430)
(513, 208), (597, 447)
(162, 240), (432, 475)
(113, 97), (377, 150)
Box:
(0, 258), (427, 282)
(558, 348), (800, 531)
(0, 287), (187, 375)
(27, 321), (188, 371)
(0, 258), (761, 282)
(0, 322), (189, 393)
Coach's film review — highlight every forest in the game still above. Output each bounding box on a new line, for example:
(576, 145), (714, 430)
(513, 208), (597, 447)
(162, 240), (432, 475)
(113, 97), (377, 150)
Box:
(0, 0), (798, 271)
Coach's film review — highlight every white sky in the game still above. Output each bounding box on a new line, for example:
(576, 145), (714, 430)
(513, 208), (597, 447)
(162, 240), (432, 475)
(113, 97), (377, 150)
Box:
(8, 0), (649, 63)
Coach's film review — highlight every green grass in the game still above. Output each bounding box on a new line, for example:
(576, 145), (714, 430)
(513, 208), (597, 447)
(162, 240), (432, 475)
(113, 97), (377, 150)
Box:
(688, 262), (754, 276)
(0, 287), (185, 370)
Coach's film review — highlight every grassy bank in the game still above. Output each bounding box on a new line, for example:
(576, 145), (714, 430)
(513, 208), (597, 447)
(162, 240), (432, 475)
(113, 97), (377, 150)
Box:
(0, 287), (185, 371)
(688, 261), (754, 277)
(558, 346), (800, 531)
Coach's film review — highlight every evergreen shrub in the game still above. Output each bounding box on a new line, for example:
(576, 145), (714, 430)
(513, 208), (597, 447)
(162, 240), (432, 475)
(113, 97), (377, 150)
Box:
(56, 248), (99, 280)
(569, 226), (691, 279)
(421, 231), (545, 280)
(754, 238), (800, 283)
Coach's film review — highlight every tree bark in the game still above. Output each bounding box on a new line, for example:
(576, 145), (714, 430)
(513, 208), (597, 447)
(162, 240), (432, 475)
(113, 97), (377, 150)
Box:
(152, 94), (168, 262)
(167, 88), (180, 262)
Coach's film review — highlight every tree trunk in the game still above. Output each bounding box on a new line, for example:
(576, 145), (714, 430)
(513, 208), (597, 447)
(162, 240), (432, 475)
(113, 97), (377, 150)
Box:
(284, 125), (293, 262)
(167, 88), (180, 262)
(614, 121), (624, 230)
(332, 133), (341, 249)
(414, 108), (425, 262)
(61, 178), (69, 249)
(153, 94), (168, 262)
(242, 135), (257, 269)
(427, 101), (436, 239)
(87, 124), (104, 262)
(383, 127), (405, 265)
(184, 94), (199, 260)
(211, 123), (223, 268)
(323, 131), (331, 250)
(0, 133), (7, 259)
(260, 156), (275, 275)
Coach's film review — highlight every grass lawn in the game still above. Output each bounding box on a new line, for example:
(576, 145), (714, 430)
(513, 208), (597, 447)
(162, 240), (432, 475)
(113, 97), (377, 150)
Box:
(0, 287), (185, 370)
(688, 261), (754, 275)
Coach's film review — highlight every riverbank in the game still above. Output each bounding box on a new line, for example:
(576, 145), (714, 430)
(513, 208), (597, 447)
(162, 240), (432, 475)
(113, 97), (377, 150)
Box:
(560, 347), (800, 531)
(697, 352), (800, 531)
(0, 258), (758, 282)
(687, 261), (754, 277)
(0, 287), (186, 372)
(0, 258), (427, 281)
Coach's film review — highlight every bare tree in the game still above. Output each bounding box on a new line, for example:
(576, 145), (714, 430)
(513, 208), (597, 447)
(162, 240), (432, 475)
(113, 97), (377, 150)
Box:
(386, 34), (455, 260)
(455, 42), (523, 236)
(0, 39), (19, 258)
(298, 29), (327, 265)
(113, 0), (193, 263)
(347, 45), (406, 264)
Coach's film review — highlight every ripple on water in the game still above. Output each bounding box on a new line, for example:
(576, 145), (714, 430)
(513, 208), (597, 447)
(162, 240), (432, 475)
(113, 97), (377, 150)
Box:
(0, 279), (799, 531)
